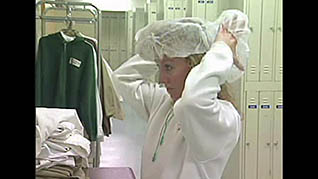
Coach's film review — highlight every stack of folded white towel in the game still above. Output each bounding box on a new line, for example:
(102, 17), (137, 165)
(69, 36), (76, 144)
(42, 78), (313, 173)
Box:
(36, 107), (91, 179)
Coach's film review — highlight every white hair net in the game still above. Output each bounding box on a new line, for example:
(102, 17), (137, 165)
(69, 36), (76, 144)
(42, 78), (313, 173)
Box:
(135, 9), (251, 83)
(215, 9), (251, 82)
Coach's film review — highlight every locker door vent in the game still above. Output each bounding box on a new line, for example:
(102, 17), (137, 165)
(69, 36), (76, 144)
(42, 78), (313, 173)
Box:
(250, 65), (257, 74)
(261, 97), (269, 104)
(279, 66), (283, 75)
(263, 65), (270, 74)
(276, 97), (283, 109)
(249, 97), (257, 104)
(248, 97), (258, 109)
(261, 97), (271, 109)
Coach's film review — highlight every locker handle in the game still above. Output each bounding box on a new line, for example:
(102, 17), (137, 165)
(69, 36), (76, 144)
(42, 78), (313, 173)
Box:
(249, 27), (253, 32)
(246, 142), (250, 146)
(277, 27), (282, 32)
(273, 141), (279, 146)
(266, 142), (271, 146)
(270, 27), (275, 32)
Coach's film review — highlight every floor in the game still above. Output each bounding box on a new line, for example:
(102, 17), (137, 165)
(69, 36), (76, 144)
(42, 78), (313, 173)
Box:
(99, 103), (147, 179)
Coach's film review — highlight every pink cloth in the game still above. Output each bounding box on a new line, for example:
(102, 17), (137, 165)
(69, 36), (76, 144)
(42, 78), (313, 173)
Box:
(88, 167), (136, 179)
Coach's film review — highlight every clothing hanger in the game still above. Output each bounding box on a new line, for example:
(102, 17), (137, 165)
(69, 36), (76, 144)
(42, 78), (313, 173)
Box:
(61, 20), (78, 37)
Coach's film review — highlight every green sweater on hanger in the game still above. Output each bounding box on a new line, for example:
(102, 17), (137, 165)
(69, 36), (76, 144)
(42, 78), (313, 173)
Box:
(35, 32), (98, 141)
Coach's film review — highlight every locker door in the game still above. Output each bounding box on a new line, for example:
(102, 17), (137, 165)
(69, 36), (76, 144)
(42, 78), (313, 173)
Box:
(134, 8), (146, 33)
(149, 2), (157, 23)
(246, 0), (262, 82)
(244, 91), (259, 179)
(165, 0), (175, 20)
(273, 91), (282, 179)
(274, 0), (282, 82)
(205, 0), (218, 21)
(258, 91), (274, 179)
(101, 13), (111, 62)
(174, 0), (183, 18)
(194, 0), (206, 19)
(118, 13), (127, 67)
(109, 13), (120, 69)
(260, 0), (276, 81)
(182, 0), (188, 18)
(126, 11), (134, 57)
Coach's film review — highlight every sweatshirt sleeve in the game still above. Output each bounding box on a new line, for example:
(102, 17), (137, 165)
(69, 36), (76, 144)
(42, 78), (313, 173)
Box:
(174, 41), (241, 162)
(111, 55), (169, 121)
(35, 37), (43, 106)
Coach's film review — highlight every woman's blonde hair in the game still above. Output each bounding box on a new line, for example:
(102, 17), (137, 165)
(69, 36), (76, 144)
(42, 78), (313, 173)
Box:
(185, 53), (240, 114)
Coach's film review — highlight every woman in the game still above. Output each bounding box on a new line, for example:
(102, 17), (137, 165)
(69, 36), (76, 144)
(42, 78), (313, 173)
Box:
(111, 10), (250, 179)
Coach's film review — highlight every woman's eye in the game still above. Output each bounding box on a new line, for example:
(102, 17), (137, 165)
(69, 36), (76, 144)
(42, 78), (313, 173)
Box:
(165, 64), (173, 71)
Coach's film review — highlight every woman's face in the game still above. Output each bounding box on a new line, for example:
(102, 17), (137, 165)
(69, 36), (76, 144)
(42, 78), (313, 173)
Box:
(159, 56), (192, 102)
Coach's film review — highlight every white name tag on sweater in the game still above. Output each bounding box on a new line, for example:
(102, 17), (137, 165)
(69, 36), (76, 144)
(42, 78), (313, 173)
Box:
(69, 57), (82, 68)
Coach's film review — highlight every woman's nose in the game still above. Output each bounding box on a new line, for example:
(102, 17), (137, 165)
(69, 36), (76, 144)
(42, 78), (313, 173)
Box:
(159, 71), (169, 85)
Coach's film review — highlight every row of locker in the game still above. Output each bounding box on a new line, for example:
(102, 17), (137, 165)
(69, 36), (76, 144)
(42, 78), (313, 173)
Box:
(148, 0), (220, 24)
(47, 0), (281, 84)
(162, 0), (218, 21)
(101, 0), (283, 84)
(243, 90), (282, 179)
(153, 0), (283, 83)
(246, 0), (282, 82)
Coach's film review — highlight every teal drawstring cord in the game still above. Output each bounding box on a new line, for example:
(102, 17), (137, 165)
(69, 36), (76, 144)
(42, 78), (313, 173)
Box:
(152, 108), (174, 162)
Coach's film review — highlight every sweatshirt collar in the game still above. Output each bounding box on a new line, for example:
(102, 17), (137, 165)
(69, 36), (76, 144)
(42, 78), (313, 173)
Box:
(56, 31), (84, 44)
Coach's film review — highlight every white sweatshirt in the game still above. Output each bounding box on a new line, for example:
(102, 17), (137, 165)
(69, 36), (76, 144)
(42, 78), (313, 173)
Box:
(112, 41), (241, 179)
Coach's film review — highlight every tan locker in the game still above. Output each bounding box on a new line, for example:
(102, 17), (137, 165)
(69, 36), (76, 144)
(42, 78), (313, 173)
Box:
(260, 0), (276, 81)
(246, 0), (262, 82)
(165, 0), (175, 20)
(126, 11), (134, 58)
(273, 91), (282, 179)
(101, 13), (111, 62)
(274, 0), (282, 82)
(148, 2), (158, 23)
(174, 0), (182, 18)
(258, 91), (274, 179)
(109, 13), (120, 69)
(195, 0), (206, 19)
(164, 0), (187, 20)
(244, 91), (259, 179)
(133, 8), (146, 54)
(101, 11), (133, 69)
(182, 0), (188, 17)
(119, 13), (127, 66)
(205, 0), (218, 21)
(134, 8), (146, 33)
(191, 0), (219, 21)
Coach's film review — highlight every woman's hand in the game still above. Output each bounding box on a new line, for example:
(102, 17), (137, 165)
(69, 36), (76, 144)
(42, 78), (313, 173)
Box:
(215, 25), (237, 53)
(215, 25), (245, 71)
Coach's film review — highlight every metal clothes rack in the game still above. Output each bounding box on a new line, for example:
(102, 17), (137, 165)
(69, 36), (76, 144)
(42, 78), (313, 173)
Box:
(35, 0), (102, 167)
